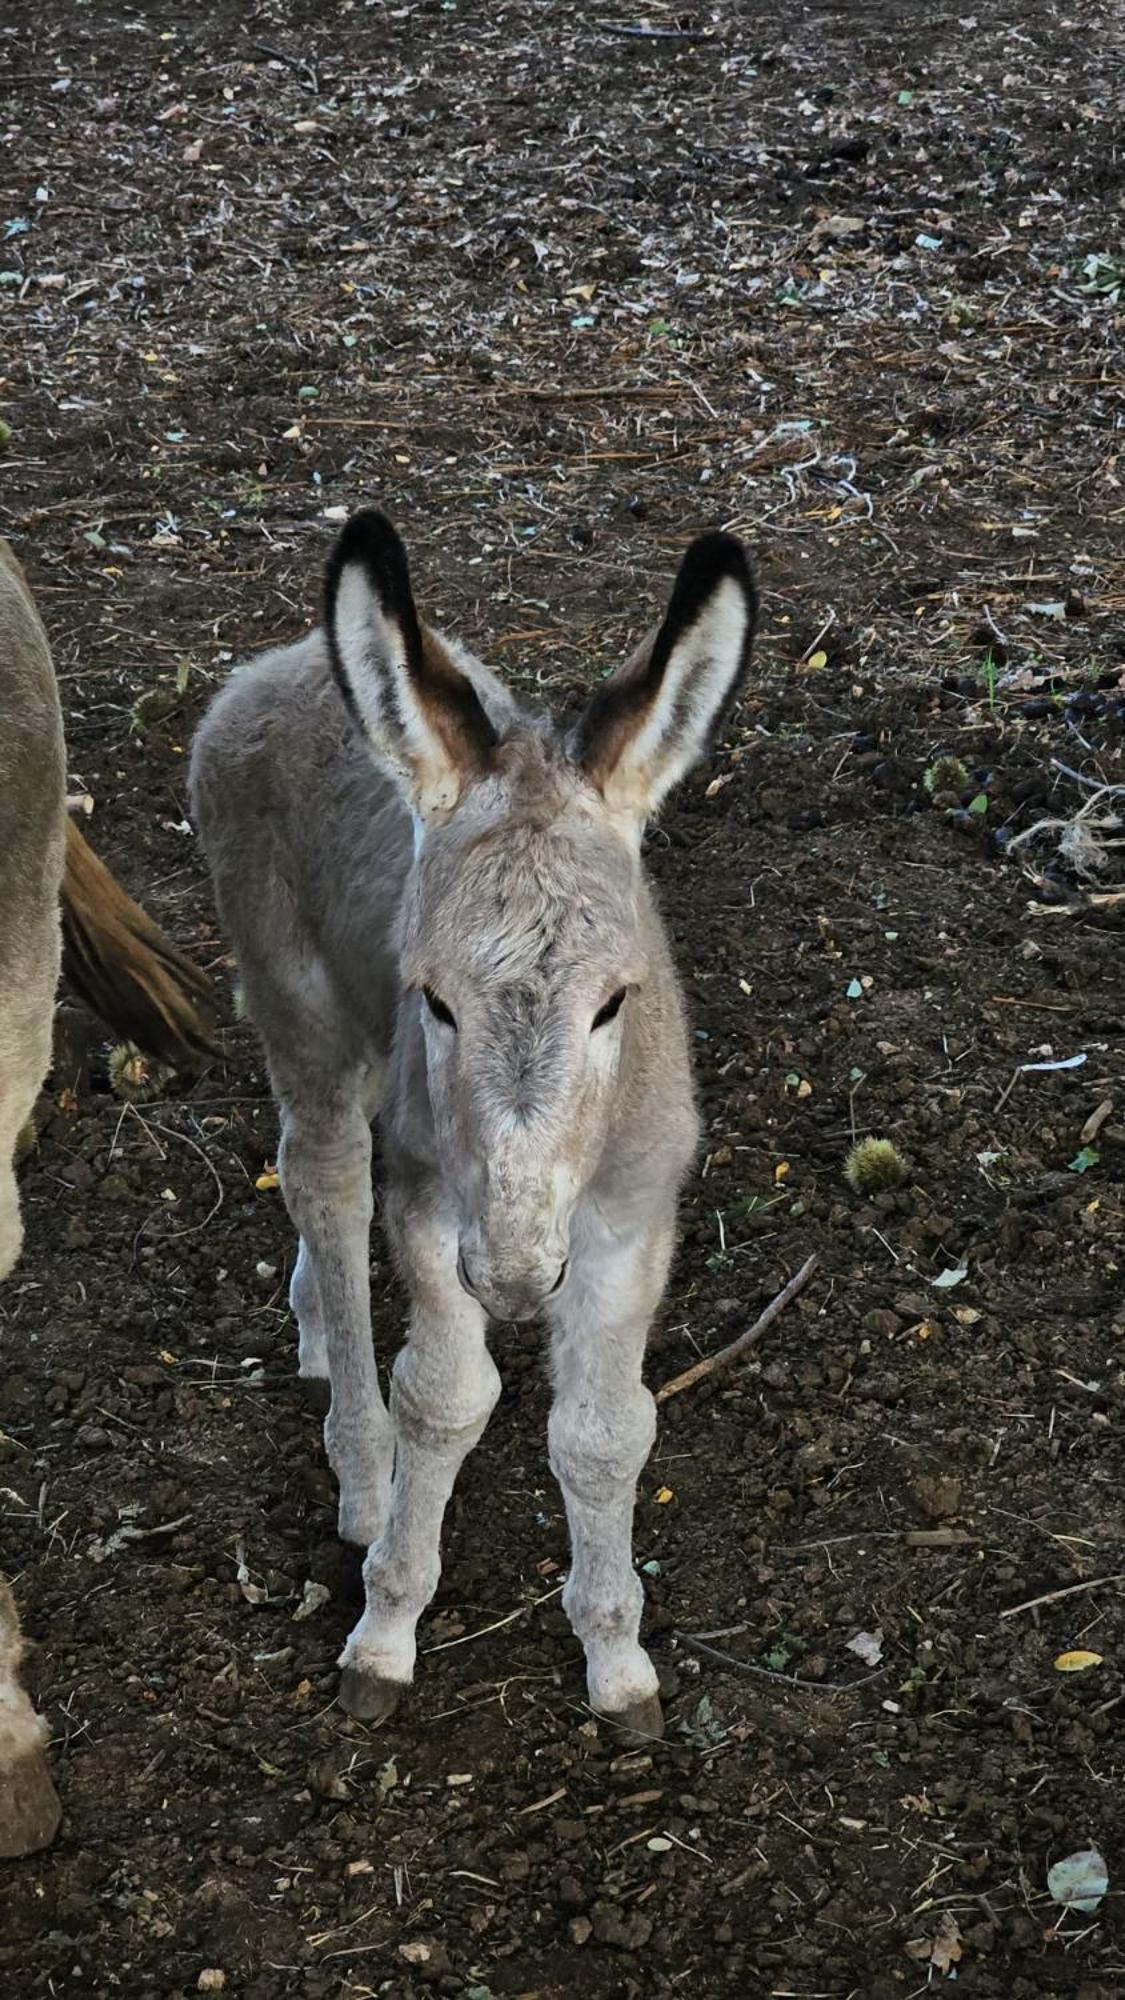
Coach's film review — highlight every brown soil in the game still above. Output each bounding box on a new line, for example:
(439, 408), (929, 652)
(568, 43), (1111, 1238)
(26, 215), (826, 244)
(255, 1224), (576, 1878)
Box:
(2, 1), (1123, 1995)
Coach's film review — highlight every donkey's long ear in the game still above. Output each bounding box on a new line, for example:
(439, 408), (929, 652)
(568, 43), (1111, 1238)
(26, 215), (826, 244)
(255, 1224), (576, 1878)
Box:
(325, 510), (497, 817)
(571, 533), (757, 825)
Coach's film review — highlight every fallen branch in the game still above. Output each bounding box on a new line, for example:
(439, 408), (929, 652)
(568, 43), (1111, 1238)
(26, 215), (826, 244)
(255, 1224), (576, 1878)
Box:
(594, 20), (718, 41)
(677, 1630), (888, 1694)
(655, 1253), (819, 1403)
(1027, 891), (1125, 917)
(999, 1573), (1125, 1620)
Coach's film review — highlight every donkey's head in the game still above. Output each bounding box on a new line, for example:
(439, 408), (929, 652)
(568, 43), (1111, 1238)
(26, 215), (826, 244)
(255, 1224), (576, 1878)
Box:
(325, 511), (756, 1321)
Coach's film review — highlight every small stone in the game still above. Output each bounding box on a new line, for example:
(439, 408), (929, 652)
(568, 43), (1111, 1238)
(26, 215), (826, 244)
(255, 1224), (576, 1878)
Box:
(863, 1308), (901, 1339)
(197, 1976), (226, 1994)
(911, 1472), (962, 1521)
(569, 1915), (593, 1945)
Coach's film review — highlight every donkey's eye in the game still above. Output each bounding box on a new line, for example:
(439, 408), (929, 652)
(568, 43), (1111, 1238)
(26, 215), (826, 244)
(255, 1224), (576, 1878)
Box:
(592, 988), (627, 1031)
(422, 986), (457, 1030)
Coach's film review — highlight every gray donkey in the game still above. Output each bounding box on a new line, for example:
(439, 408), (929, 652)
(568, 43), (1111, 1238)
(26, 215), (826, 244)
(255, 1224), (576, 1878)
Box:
(190, 511), (757, 1737)
(1, 539), (214, 1856)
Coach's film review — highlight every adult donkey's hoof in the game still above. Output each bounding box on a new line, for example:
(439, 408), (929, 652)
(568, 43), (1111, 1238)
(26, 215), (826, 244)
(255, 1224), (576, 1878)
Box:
(337, 1664), (408, 1725)
(0, 1749), (62, 1859)
(599, 1692), (665, 1741)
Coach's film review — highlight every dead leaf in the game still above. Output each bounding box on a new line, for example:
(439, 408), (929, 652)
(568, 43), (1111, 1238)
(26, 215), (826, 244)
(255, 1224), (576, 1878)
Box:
(1080, 1098), (1113, 1146)
(235, 1540), (267, 1605)
(905, 1911), (963, 1972)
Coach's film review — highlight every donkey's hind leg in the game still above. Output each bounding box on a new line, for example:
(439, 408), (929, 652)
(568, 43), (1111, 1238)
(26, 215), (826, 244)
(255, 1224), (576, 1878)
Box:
(289, 1060), (381, 1392)
(276, 1059), (394, 1551)
(241, 933), (393, 1551)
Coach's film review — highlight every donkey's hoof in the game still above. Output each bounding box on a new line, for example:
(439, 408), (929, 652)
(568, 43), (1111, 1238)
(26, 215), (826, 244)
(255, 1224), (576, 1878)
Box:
(599, 1692), (665, 1741)
(0, 1749), (62, 1859)
(338, 1665), (408, 1725)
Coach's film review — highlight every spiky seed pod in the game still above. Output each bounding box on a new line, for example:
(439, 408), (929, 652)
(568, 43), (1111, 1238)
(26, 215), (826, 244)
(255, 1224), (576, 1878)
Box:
(844, 1136), (908, 1194)
(923, 755), (970, 798)
(107, 1041), (171, 1103)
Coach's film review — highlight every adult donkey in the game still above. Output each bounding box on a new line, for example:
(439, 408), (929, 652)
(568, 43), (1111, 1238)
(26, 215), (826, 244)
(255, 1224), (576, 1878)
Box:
(1, 538), (214, 1856)
(191, 511), (756, 1736)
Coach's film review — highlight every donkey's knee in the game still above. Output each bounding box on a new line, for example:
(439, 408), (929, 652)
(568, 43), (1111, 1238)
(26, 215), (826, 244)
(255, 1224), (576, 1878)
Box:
(392, 1338), (501, 1455)
(547, 1382), (656, 1503)
(278, 1110), (373, 1238)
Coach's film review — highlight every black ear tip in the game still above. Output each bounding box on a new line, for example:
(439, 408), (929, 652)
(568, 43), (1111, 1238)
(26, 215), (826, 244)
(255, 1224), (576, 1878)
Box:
(324, 507), (415, 623)
(679, 530), (756, 595)
(329, 506), (407, 574)
(668, 530), (758, 637)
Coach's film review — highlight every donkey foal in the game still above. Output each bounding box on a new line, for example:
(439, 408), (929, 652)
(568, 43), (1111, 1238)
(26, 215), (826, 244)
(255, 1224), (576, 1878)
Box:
(191, 511), (757, 1736)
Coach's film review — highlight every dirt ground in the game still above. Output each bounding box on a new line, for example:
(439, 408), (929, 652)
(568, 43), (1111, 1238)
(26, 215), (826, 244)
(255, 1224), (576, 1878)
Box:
(2, 0), (1124, 1993)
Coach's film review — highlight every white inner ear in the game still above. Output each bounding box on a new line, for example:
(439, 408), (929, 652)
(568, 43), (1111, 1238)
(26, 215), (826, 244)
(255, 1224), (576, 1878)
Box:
(622, 575), (750, 812)
(334, 562), (461, 816)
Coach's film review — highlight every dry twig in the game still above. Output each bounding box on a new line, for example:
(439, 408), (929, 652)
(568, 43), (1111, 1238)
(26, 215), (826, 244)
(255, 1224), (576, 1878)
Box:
(655, 1254), (819, 1403)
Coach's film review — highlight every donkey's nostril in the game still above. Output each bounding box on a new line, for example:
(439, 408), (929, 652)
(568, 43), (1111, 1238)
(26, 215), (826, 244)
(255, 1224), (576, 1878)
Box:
(550, 1260), (568, 1295)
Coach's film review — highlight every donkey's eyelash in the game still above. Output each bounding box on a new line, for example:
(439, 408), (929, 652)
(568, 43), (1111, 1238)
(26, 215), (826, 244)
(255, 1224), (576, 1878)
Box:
(422, 986), (457, 1029)
(592, 988), (628, 1031)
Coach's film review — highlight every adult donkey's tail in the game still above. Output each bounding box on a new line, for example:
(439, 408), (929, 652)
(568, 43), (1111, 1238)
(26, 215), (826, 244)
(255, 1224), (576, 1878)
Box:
(61, 817), (216, 1066)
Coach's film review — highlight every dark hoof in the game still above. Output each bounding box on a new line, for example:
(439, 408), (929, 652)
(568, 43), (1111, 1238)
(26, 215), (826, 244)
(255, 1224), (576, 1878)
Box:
(0, 1750), (62, 1859)
(338, 1664), (408, 1725)
(299, 1375), (331, 1418)
(599, 1693), (665, 1740)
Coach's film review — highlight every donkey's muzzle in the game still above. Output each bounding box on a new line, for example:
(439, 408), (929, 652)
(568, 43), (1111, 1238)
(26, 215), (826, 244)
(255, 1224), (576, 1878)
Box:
(456, 1247), (567, 1323)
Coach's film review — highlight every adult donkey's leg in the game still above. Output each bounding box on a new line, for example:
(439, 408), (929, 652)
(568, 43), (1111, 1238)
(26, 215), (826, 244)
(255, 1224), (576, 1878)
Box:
(547, 1215), (674, 1738)
(273, 1046), (393, 1552)
(0, 1577), (61, 1858)
(339, 1189), (499, 1721)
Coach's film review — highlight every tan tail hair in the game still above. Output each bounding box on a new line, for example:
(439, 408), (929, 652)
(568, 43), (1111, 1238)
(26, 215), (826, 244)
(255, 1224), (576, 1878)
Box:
(61, 819), (217, 1066)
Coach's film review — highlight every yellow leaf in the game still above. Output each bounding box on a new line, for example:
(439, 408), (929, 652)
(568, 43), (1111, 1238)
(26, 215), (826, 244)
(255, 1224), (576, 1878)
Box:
(255, 1169), (280, 1191)
(654, 1486), (674, 1505)
(806, 649), (828, 668)
(774, 1161), (790, 1182)
(1054, 1650), (1103, 1674)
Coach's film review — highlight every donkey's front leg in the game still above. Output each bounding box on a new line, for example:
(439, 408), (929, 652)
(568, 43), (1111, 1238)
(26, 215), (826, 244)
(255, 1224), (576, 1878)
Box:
(339, 1201), (499, 1723)
(278, 1091), (394, 1549)
(547, 1218), (674, 1739)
